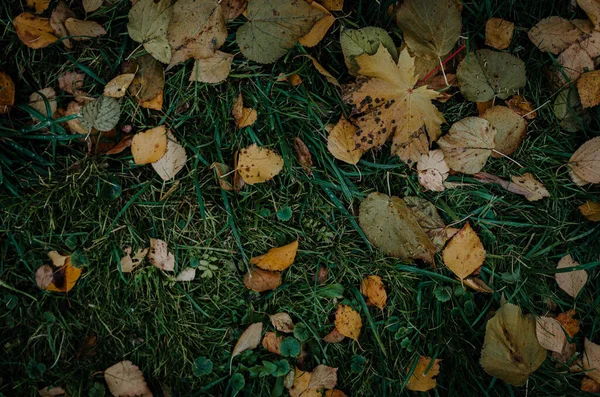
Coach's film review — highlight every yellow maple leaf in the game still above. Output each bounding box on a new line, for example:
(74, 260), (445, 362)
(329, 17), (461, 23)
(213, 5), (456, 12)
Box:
(344, 44), (445, 158)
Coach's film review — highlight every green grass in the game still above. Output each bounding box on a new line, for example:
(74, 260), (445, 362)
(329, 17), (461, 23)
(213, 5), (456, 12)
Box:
(1, 0), (600, 396)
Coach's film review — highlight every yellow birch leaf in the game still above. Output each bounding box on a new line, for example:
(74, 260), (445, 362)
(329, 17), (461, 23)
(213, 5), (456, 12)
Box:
(64, 18), (106, 40)
(131, 126), (168, 165)
(579, 200), (600, 221)
(442, 222), (485, 280)
(250, 240), (298, 271)
(14, 13), (58, 49)
(360, 275), (387, 309)
(327, 116), (364, 164)
(104, 74), (136, 98)
(334, 304), (362, 341)
(577, 70), (600, 109)
(485, 18), (514, 50)
(236, 144), (283, 184)
(298, 2), (335, 47)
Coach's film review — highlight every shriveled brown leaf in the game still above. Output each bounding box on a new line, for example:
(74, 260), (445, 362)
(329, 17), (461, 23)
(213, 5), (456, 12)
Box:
(148, 237), (175, 271)
(323, 328), (345, 343)
(211, 162), (233, 190)
(557, 310), (580, 338)
(579, 200), (600, 221)
(243, 268), (282, 292)
(438, 117), (496, 174)
(474, 172), (549, 202)
(50, 1), (75, 49)
(35, 265), (54, 290)
(293, 137), (313, 175)
(463, 277), (494, 293)
(307, 365), (337, 390)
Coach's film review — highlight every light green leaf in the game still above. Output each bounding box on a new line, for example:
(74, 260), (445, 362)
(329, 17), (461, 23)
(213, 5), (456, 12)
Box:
(127, 0), (173, 64)
(236, 0), (325, 64)
(553, 87), (584, 132)
(340, 27), (398, 75)
(81, 96), (120, 132)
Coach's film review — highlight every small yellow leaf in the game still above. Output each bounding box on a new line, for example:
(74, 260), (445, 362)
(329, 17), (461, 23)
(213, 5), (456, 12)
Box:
(327, 117), (364, 164)
(298, 2), (335, 47)
(579, 200), (600, 221)
(406, 356), (441, 392)
(131, 126), (168, 165)
(505, 95), (537, 120)
(360, 275), (387, 309)
(334, 304), (362, 341)
(555, 254), (587, 298)
(243, 268), (282, 292)
(236, 144), (284, 184)
(556, 310), (580, 338)
(485, 18), (514, 50)
(442, 222), (486, 280)
(287, 74), (303, 87)
(104, 74), (136, 98)
(250, 241), (298, 271)
(577, 70), (600, 109)
(232, 93), (257, 128)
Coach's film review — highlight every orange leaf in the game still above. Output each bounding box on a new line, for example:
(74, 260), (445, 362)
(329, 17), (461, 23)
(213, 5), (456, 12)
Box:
(14, 13), (58, 49)
(334, 304), (362, 340)
(360, 275), (387, 309)
(243, 268), (282, 292)
(406, 356), (441, 392)
(250, 240), (298, 271)
(0, 72), (15, 113)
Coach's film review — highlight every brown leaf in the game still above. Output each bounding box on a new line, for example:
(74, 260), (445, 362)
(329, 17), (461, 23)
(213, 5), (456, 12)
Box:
(50, 1), (76, 49)
(305, 55), (340, 87)
(35, 265), (54, 290)
(442, 222), (485, 280)
(578, 0), (600, 29)
(417, 149), (449, 192)
(14, 13), (58, 49)
(360, 275), (387, 309)
(189, 51), (234, 84)
(528, 16), (588, 54)
(482, 106), (527, 157)
(148, 238), (175, 271)
(320, 0), (343, 11)
(83, 0), (104, 13)
(269, 312), (294, 333)
(262, 331), (283, 355)
(577, 70), (600, 109)
(77, 332), (98, 359)
(582, 377), (600, 393)
(556, 310), (580, 338)
(38, 387), (66, 397)
(579, 200), (600, 221)
(323, 328), (345, 343)
(536, 316), (569, 353)
(555, 254), (587, 298)
(293, 137), (313, 175)
(474, 172), (549, 202)
(232, 94), (257, 129)
(104, 361), (152, 397)
(557, 42), (593, 83)
(584, 338), (600, 383)
(463, 277), (493, 293)
(232, 322), (263, 359)
(506, 95), (537, 120)
(221, 0), (248, 20)
(211, 162), (233, 190)
(569, 136), (600, 184)
(485, 18), (514, 50)
(0, 72), (15, 114)
(27, 0), (50, 14)
(476, 99), (494, 115)
(307, 364), (337, 390)
(315, 265), (328, 284)
(243, 268), (282, 292)
(327, 116), (364, 165)
(65, 101), (89, 134)
(104, 74), (136, 98)
(105, 135), (133, 155)
(392, 127), (429, 166)
(64, 18), (106, 40)
(123, 54), (165, 104)
(58, 71), (85, 95)
(334, 304), (362, 341)
(406, 356), (441, 392)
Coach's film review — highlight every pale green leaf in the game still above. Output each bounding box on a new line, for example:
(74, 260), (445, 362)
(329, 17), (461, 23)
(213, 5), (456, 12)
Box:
(81, 96), (120, 132)
(340, 27), (398, 75)
(127, 0), (173, 64)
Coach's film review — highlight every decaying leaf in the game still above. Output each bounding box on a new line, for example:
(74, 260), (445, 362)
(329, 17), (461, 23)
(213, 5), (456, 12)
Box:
(554, 87), (585, 133)
(250, 241), (298, 271)
(556, 42), (594, 83)
(437, 117), (496, 174)
(29, 87), (57, 120)
(406, 356), (441, 392)
(577, 70), (600, 109)
(327, 116), (364, 165)
(211, 162), (233, 190)
(131, 126), (168, 165)
(536, 316), (569, 353)
(340, 26), (398, 76)
(151, 131), (187, 181)
(262, 331), (283, 354)
(344, 46), (445, 153)
(474, 172), (549, 202)
(232, 322), (263, 359)
(104, 361), (151, 397)
(506, 95), (537, 120)
(334, 304), (362, 341)
(456, 49), (526, 102)
(0, 72), (15, 113)
(393, 127), (429, 167)
(175, 267), (196, 281)
(189, 51), (234, 84)
(83, 0), (104, 13)
(14, 13), (58, 49)
(557, 310), (580, 339)
(528, 16), (589, 54)
(236, 144), (284, 184)
(569, 137), (600, 185)
(81, 96), (120, 132)
(50, 1), (76, 49)
(578, 0), (600, 29)
(221, 0), (248, 20)
(481, 106), (527, 157)
(463, 277), (494, 293)
(582, 377), (600, 393)
(243, 267), (282, 292)
(404, 196), (454, 252)
(298, 2), (334, 47)
(395, 0), (462, 58)
(58, 71), (85, 95)
(323, 328), (345, 343)
(555, 254), (587, 298)
(417, 150), (449, 192)
(480, 303), (546, 386)
(120, 247), (148, 273)
(289, 368), (320, 397)
(583, 338), (600, 383)
(35, 265), (54, 290)
(36, 252), (82, 293)
(232, 94), (257, 128)
(442, 222), (485, 280)
(307, 365), (337, 390)
(360, 275), (387, 309)
(236, 0), (325, 63)
(359, 192), (436, 263)
(287, 74), (303, 87)
(64, 18), (106, 40)
(104, 74), (136, 98)
(38, 386), (66, 396)
(148, 237), (175, 271)
(321, 0), (343, 11)
(270, 313), (295, 333)
(579, 200), (600, 221)
(485, 18), (514, 50)
(27, 0), (50, 14)
(123, 54), (164, 107)
(127, 0), (173, 64)
(293, 137), (313, 175)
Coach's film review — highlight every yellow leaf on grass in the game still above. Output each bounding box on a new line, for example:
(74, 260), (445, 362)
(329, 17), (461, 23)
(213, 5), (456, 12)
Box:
(232, 93), (257, 128)
(481, 106), (527, 157)
(131, 126), (168, 165)
(580, 200), (600, 221)
(320, 0), (343, 11)
(148, 237), (175, 271)
(442, 222), (485, 280)
(127, 0), (173, 64)
(104, 361), (151, 397)
(506, 95), (537, 120)
(327, 116), (364, 165)
(485, 18), (514, 50)
(237, 144), (283, 184)
(536, 316), (569, 353)
(360, 275), (387, 309)
(64, 18), (106, 40)
(250, 241), (298, 271)
(298, 2), (335, 47)
(406, 356), (441, 392)
(0, 72), (15, 113)
(42, 255), (82, 293)
(577, 70), (600, 109)
(123, 54), (165, 106)
(244, 268), (282, 292)
(569, 137), (600, 185)
(289, 368), (321, 397)
(14, 13), (58, 49)
(438, 117), (496, 174)
(232, 322), (263, 359)
(334, 304), (362, 341)
(27, 0), (50, 14)
(557, 310), (580, 338)
(555, 254), (587, 298)
(104, 74), (136, 98)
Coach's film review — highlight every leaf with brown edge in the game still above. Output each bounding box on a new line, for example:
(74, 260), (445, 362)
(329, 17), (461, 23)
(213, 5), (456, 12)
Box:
(555, 254), (587, 298)
(221, 0), (248, 20)
(580, 200), (600, 221)
(104, 74), (135, 98)
(232, 93), (257, 129)
(506, 95), (537, 120)
(481, 106), (527, 157)
(250, 240), (298, 271)
(442, 222), (485, 280)
(485, 18), (514, 50)
(308, 364), (337, 390)
(327, 116), (364, 165)
(243, 268), (282, 292)
(64, 18), (106, 40)
(123, 54), (164, 103)
(270, 312), (295, 333)
(0, 72), (15, 114)
(480, 303), (546, 386)
(298, 2), (334, 47)
(582, 377), (600, 393)
(569, 137), (600, 184)
(360, 275), (387, 309)
(344, 45), (444, 153)
(536, 316), (569, 353)
(232, 322), (263, 359)
(50, 1), (76, 50)
(262, 331), (283, 355)
(392, 127), (429, 167)
(584, 338), (600, 383)
(14, 13), (58, 49)
(293, 137), (313, 175)
(417, 149), (449, 192)
(104, 360), (151, 397)
(237, 144), (284, 184)
(438, 117), (496, 174)
(577, 70), (600, 109)
(148, 238), (175, 271)
(528, 16), (589, 54)
(334, 304), (362, 341)
(323, 328), (345, 343)
(406, 356), (441, 392)
(131, 126), (168, 165)
(557, 310), (580, 338)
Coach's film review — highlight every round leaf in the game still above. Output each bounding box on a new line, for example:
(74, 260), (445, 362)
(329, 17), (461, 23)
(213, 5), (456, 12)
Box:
(279, 337), (301, 357)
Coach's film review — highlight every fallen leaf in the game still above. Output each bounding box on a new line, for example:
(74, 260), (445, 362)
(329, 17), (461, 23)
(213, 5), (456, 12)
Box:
(14, 12), (58, 49)
(456, 49), (526, 102)
(395, 0), (461, 58)
(474, 172), (549, 202)
(38, 386), (66, 397)
(83, 0), (104, 13)
(27, 0), (50, 14)
(104, 74), (136, 98)
(0, 72), (15, 113)
(579, 30), (600, 59)
(506, 95), (537, 120)
(232, 93), (257, 129)
(243, 267), (282, 292)
(35, 265), (54, 290)
(58, 71), (85, 96)
(554, 87), (585, 133)
(250, 241), (298, 271)
(320, 0), (343, 11)
(404, 196), (454, 252)
(105, 135), (133, 155)
(262, 331), (283, 354)
(232, 322), (263, 359)
(236, 144), (284, 184)
(536, 316), (569, 353)
(151, 131), (187, 181)
(221, 0), (248, 20)
(131, 126), (168, 165)
(438, 117), (496, 174)
(569, 137), (600, 184)
(287, 74), (303, 87)
(323, 328), (345, 343)
(289, 368), (321, 397)
(442, 222), (485, 280)
(324, 391), (347, 397)
(298, 2), (334, 47)
(120, 247), (147, 273)
(344, 46), (445, 152)
(293, 137), (313, 175)
(359, 192), (435, 263)
(555, 254), (587, 298)
(315, 265), (328, 284)
(236, 0), (325, 63)
(578, 0), (600, 29)
(50, 1), (76, 50)
(476, 100), (494, 115)
(577, 70), (600, 108)
(393, 127), (429, 166)
(37, 252), (82, 293)
(463, 277), (494, 293)
(580, 200), (600, 221)
(556, 310), (580, 338)
(270, 313), (295, 333)
(123, 54), (164, 105)
(340, 26), (397, 76)
(327, 116), (364, 165)
(480, 303), (546, 386)
(582, 377), (600, 393)
(189, 51), (234, 84)
(360, 275), (387, 309)
(417, 149), (449, 192)
(175, 267), (196, 281)
(334, 304), (362, 341)
(583, 338), (600, 383)
(211, 162), (233, 190)
(29, 87), (57, 120)
(233, 150), (246, 192)
(305, 55), (340, 87)
(481, 106), (527, 157)
(148, 237), (175, 271)
(64, 18), (106, 40)
(127, 0), (173, 64)
(557, 42), (594, 83)
(406, 356), (441, 392)
(528, 16), (589, 54)
(81, 96), (120, 132)
(64, 101), (88, 134)
(485, 18), (514, 50)
(104, 361), (151, 397)
(308, 365), (337, 390)
(76, 332), (98, 360)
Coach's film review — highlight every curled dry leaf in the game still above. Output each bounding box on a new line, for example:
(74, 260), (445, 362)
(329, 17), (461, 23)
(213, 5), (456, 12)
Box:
(406, 356), (441, 392)
(579, 200), (600, 221)
(232, 322), (263, 359)
(29, 88), (57, 120)
(417, 150), (449, 192)
(151, 131), (187, 181)
(262, 331), (283, 355)
(463, 277), (494, 293)
(485, 18), (514, 50)
(482, 106), (527, 157)
(555, 254), (587, 298)
(442, 222), (485, 280)
(474, 172), (549, 202)
(120, 247), (148, 273)
(250, 240), (298, 271)
(189, 51), (234, 84)
(569, 136), (600, 184)
(536, 316), (569, 353)
(127, 0), (173, 64)
(175, 267), (196, 281)
(577, 70), (600, 109)
(236, 144), (284, 184)
(293, 137), (313, 175)
(327, 116), (364, 165)
(0, 72), (15, 113)
(50, 1), (76, 50)
(307, 365), (337, 390)
(14, 13), (58, 49)
(232, 94), (257, 129)
(148, 238), (175, 271)
(36, 265), (54, 290)
(298, 2), (335, 48)
(104, 360), (151, 397)
(104, 74), (136, 98)
(323, 328), (345, 343)
(270, 312), (295, 333)
(480, 303), (546, 386)
(211, 162), (233, 190)
(243, 268), (282, 292)
(506, 95), (537, 120)
(360, 275), (387, 309)
(438, 117), (496, 174)
(528, 16), (589, 54)
(64, 18), (106, 40)
(334, 304), (362, 341)
(131, 126), (168, 165)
